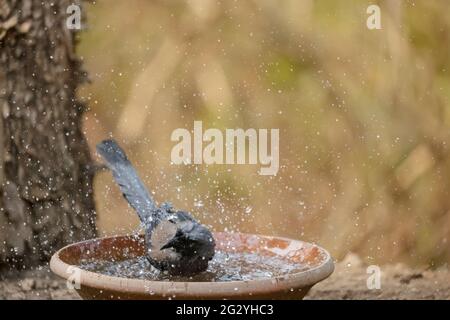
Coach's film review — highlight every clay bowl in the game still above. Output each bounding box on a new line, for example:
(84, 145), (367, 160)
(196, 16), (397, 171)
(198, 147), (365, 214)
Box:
(50, 232), (334, 300)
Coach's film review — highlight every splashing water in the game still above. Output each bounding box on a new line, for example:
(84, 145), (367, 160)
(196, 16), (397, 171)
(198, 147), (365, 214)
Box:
(78, 250), (307, 282)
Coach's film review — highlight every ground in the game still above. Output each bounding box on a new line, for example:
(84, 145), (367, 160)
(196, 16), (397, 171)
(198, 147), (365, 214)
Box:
(1, 254), (449, 300)
(307, 254), (450, 300)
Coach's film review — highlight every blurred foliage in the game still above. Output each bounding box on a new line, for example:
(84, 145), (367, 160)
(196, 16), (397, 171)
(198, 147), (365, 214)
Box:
(77, 0), (450, 266)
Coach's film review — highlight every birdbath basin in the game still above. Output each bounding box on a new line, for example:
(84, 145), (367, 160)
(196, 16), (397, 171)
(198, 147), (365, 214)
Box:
(50, 232), (334, 299)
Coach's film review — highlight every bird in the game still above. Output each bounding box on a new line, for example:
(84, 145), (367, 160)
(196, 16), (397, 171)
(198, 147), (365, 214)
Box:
(96, 139), (215, 276)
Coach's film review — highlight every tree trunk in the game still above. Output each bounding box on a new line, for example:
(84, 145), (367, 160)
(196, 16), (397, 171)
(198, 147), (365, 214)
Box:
(0, 0), (96, 269)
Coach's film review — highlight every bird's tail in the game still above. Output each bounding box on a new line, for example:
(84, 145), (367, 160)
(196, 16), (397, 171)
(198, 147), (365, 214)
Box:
(96, 139), (157, 224)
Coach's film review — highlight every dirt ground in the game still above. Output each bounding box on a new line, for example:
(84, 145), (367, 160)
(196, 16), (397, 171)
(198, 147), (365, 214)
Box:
(1, 253), (449, 300)
(307, 254), (450, 300)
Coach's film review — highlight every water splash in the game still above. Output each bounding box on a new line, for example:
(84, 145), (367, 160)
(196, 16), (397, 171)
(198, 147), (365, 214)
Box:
(78, 251), (307, 282)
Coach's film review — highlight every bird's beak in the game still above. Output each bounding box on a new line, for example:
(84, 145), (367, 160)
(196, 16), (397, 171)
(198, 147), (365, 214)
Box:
(161, 229), (185, 250)
(160, 237), (178, 250)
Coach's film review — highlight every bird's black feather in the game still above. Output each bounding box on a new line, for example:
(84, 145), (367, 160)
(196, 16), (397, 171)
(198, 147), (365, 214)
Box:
(96, 139), (157, 225)
(97, 139), (215, 276)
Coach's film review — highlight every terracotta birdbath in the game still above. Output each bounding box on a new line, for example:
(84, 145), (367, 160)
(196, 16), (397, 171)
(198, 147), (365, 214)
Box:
(50, 232), (334, 300)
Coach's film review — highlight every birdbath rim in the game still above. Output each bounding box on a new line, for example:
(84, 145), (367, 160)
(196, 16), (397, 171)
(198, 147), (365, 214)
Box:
(50, 232), (334, 299)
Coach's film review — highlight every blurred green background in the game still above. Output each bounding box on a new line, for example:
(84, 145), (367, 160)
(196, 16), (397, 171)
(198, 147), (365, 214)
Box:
(77, 0), (450, 266)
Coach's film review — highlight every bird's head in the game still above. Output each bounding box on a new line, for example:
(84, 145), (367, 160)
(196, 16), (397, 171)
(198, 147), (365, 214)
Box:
(160, 222), (215, 261)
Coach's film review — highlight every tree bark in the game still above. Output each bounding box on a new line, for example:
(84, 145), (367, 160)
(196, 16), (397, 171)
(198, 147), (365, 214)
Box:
(0, 0), (96, 269)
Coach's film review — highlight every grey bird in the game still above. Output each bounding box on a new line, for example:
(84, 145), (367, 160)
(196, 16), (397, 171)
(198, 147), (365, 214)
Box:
(96, 139), (215, 276)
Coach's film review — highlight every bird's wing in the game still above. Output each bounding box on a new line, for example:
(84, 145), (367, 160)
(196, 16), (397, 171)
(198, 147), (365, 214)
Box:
(96, 139), (158, 226)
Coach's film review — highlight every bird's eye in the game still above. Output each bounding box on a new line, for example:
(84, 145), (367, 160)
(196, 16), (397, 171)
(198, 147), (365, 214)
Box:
(167, 214), (177, 223)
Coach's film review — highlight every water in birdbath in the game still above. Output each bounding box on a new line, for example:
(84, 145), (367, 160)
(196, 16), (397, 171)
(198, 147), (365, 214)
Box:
(78, 250), (308, 282)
